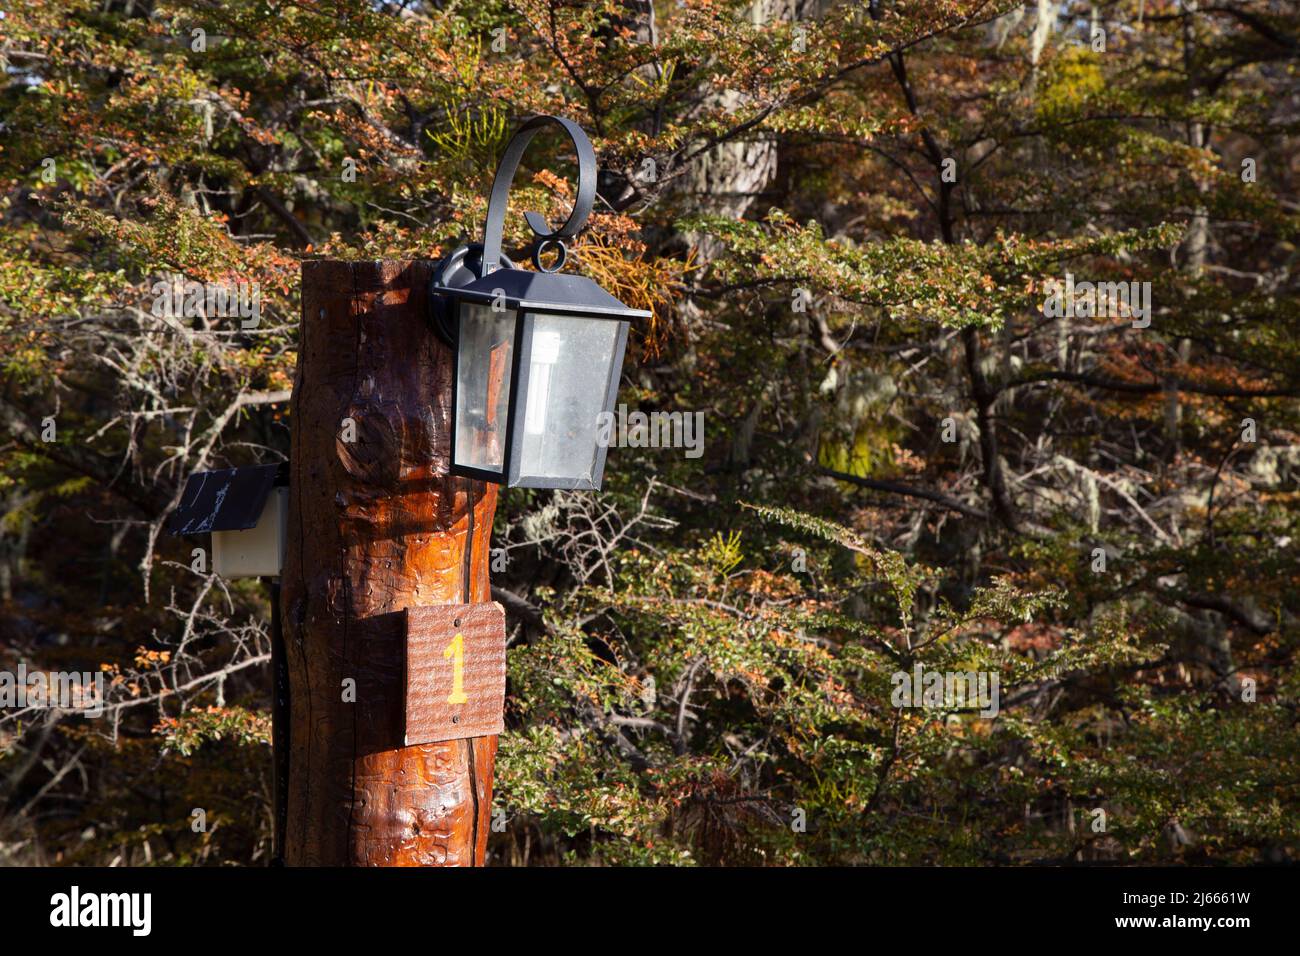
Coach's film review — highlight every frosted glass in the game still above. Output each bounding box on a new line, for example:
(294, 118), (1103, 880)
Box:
(516, 313), (620, 483)
(454, 303), (516, 473)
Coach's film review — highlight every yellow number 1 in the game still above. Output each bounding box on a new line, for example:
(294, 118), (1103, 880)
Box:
(443, 633), (468, 705)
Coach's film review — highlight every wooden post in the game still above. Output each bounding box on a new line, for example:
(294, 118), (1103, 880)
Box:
(280, 260), (499, 866)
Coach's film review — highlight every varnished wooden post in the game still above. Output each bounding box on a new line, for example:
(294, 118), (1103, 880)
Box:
(280, 260), (498, 866)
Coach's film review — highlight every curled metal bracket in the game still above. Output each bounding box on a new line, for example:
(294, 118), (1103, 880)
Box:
(479, 115), (596, 279)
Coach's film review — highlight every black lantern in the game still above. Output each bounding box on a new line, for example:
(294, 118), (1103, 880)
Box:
(430, 115), (650, 490)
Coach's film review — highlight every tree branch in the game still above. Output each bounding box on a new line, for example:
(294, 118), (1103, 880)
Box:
(1007, 369), (1297, 398)
(820, 467), (989, 521)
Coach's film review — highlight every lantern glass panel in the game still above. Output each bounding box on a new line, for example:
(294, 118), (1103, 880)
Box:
(516, 312), (621, 484)
(454, 302), (517, 474)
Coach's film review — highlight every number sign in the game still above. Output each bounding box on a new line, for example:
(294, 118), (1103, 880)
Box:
(404, 602), (506, 745)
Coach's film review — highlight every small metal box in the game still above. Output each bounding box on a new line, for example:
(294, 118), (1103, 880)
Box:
(168, 463), (288, 578)
(211, 486), (288, 578)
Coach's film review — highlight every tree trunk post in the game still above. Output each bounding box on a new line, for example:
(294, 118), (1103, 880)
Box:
(280, 259), (499, 866)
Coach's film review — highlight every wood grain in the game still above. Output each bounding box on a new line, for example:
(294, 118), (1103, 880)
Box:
(281, 259), (499, 867)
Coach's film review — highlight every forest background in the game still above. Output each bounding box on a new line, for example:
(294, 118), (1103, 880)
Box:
(1, 0), (1297, 865)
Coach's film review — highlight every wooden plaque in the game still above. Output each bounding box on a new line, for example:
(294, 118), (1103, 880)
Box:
(404, 602), (506, 745)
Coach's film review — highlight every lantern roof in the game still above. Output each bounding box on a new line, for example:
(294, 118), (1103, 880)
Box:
(434, 266), (652, 320)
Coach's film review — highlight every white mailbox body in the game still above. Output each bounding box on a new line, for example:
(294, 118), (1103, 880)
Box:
(212, 486), (288, 578)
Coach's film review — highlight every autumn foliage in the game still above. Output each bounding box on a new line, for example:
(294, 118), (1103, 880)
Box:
(1, 0), (1297, 865)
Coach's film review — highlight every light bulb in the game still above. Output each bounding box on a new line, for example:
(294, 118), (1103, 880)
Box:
(524, 329), (561, 436)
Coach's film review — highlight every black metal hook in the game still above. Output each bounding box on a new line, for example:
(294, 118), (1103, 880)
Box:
(479, 114), (596, 279)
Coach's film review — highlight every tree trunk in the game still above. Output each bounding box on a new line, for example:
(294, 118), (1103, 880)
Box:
(281, 259), (499, 866)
